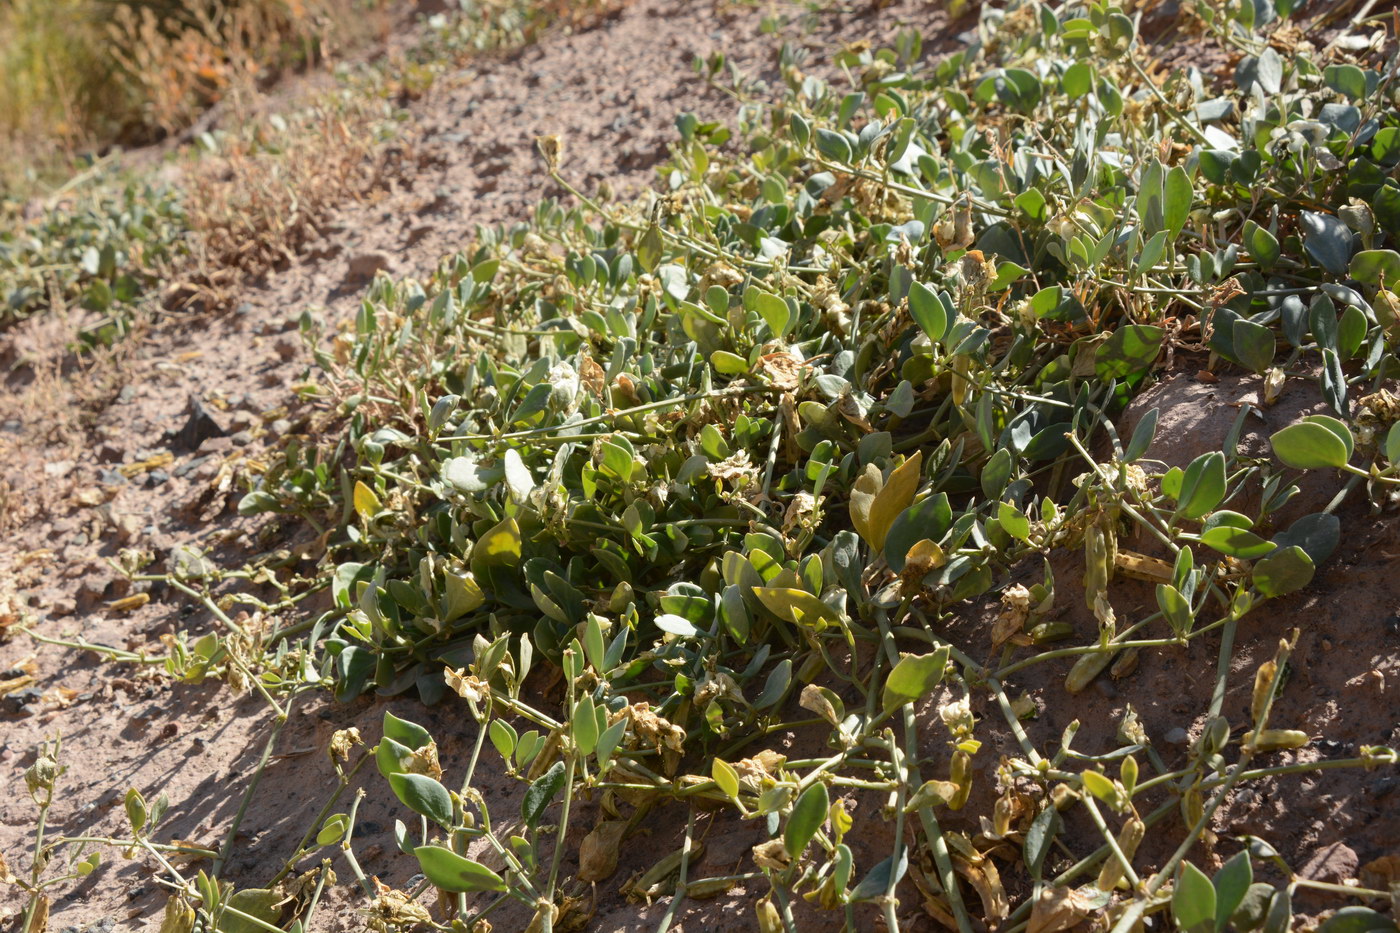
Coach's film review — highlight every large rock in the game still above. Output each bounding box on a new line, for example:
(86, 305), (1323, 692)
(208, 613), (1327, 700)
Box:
(1118, 370), (1342, 524)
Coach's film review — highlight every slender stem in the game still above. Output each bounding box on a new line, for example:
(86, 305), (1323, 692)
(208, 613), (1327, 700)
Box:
(656, 810), (697, 933)
(213, 698), (294, 877)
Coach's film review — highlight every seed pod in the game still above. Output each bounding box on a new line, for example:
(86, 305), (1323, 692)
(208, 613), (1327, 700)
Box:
(1084, 524), (1110, 609)
(948, 750), (972, 811)
(1243, 729), (1309, 752)
(125, 788), (148, 836)
(1065, 649), (1117, 694)
(1095, 817), (1145, 890)
(1251, 658), (1278, 724)
(1200, 716), (1231, 756)
(756, 896), (784, 933)
(1110, 648), (1139, 680)
(1181, 785), (1204, 831)
(1030, 621), (1075, 643)
(993, 792), (1016, 837)
(608, 581), (634, 614)
(159, 896), (196, 933)
(685, 876), (737, 899)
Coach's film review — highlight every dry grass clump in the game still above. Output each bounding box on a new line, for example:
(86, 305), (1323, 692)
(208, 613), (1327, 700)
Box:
(173, 93), (398, 308)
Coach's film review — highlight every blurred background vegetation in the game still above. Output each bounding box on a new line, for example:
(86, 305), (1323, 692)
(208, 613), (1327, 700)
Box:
(0, 0), (393, 195)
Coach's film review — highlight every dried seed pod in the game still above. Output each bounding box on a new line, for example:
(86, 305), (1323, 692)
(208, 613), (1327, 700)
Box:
(159, 896), (195, 933)
(685, 876), (738, 899)
(1242, 729), (1309, 752)
(993, 791), (1018, 837)
(1252, 658), (1279, 724)
(1084, 524), (1110, 609)
(1110, 648), (1139, 680)
(756, 896), (784, 933)
(1095, 816), (1145, 890)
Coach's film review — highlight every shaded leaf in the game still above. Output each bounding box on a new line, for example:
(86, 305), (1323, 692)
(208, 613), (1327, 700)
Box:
(414, 845), (507, 893)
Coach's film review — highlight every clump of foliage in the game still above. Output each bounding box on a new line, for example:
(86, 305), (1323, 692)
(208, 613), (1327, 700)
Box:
(235, 0), (1400, 929)
(0, 178), (187, 336)
(10, 0), (1400, 931)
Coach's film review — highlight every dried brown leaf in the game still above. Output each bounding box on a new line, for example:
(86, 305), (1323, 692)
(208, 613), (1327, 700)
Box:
(577, 819), (627, 882)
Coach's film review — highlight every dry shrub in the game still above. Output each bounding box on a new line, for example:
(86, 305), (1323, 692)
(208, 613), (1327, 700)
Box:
(173, 94), (399, 307)
(107, 0), (396, 141)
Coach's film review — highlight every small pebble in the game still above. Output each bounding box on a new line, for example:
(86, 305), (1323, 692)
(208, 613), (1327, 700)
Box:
(173, 454), (213, 478)
(2, 687), (44, 715)
(1165, 727), (1190, 745)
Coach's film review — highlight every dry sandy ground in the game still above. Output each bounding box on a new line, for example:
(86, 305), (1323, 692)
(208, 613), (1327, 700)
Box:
(0, 1), (1396, 931)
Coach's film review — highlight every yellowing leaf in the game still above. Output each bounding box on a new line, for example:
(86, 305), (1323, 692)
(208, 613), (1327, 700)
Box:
(470, 516), (522, 572)
(712, 758), (740, 800)
(352, 480), (381, 519)
(753, 586), (840, 630)
(848, 463), (882, 545)
(1113, 550), (1173, 583)
(903, 538), (947, 577)
(441, 571), (484, 622)
(869, 451), (923, 552)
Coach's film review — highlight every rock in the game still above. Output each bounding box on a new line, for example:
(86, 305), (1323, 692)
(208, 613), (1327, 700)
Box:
(1118, 371), (1338, 524)
(268, 418), (292, 437)
(1165, 727), (1190, 744)
(48, 597), (76, 617)
(1299, 841), (1358, 885)
(230, 430), (253, 447)
(197, 435), (233, 456)
(273, 335), (299, 361)
(344, 250), (392, 286)
(173, 454), (214, 478)
(2, 687), (43, 716)
(98, 468), (127, 486)
(145, 469), (169, 488)
(171, 395), (227, 452)
(96, 442), (124, 463)
(74, 575), (110, 613)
